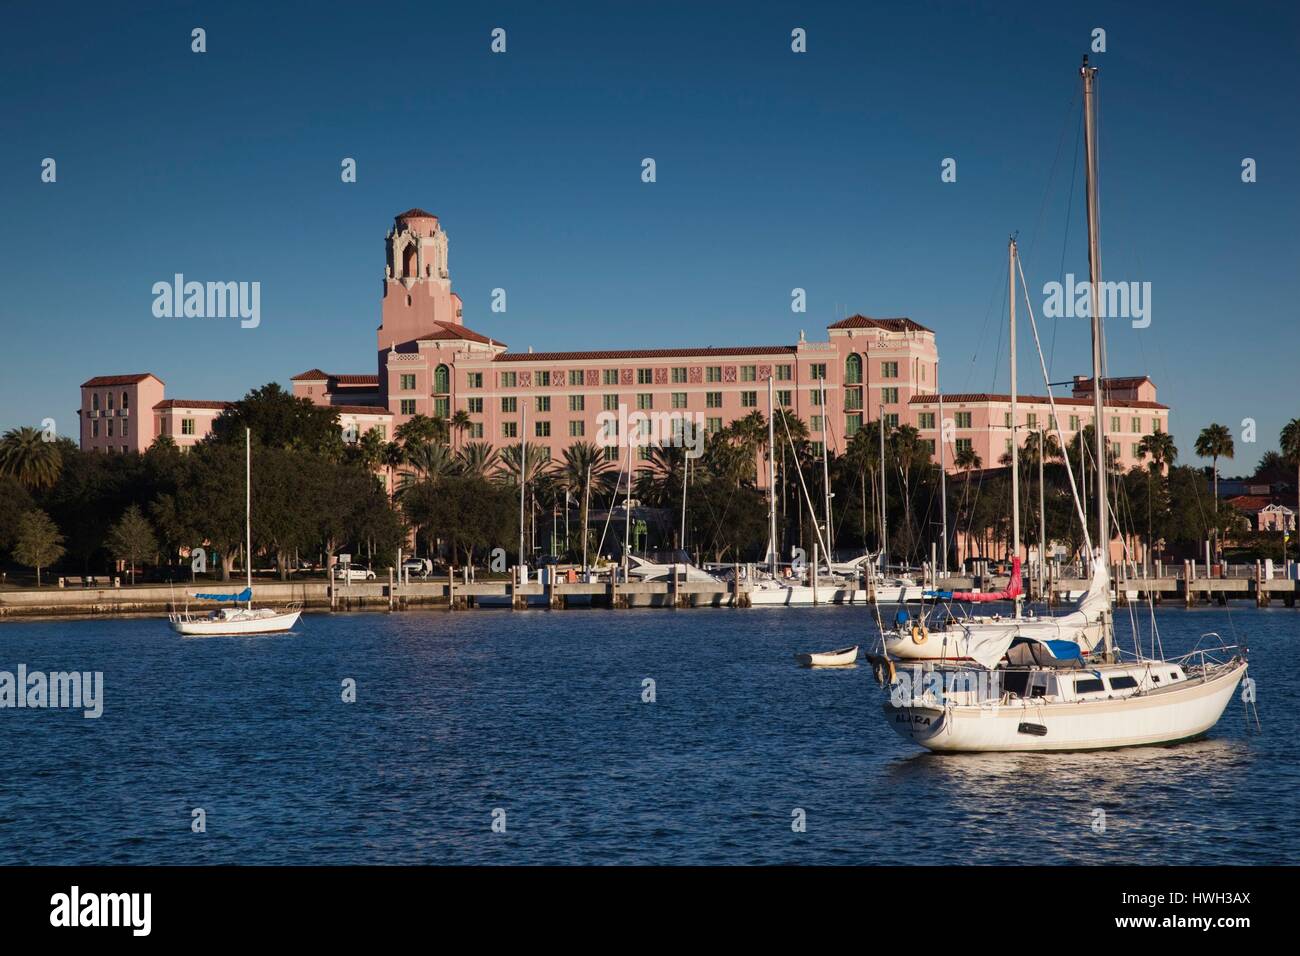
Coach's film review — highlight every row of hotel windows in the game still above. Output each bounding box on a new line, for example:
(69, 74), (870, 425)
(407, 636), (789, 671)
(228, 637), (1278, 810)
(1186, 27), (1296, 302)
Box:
(89, 391), (131, 412)
(396, 388), (873, 418)
(402, 357), (914, 394)
(941, 412), (1164, 433)
(92, 418), (204, 438)
(844, 357), (904, 384)
(402, 364), (836, 391)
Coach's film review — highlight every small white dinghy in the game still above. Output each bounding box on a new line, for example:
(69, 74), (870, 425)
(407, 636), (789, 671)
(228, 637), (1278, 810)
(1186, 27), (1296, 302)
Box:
(795, 645), (859, 668)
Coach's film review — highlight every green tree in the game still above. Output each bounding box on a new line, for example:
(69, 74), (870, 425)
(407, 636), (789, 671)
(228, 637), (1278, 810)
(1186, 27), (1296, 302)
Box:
(211, 383), (344, 456)
(14, 509), (65, 585)
(172, 442), (246, 580)
(455, 441), (500, 479)
(0, 426), (63, 491)
(0, 476), (35, 558)
(106, 504), (158, 584)
(1281, 418), (1300, 561)
(402, 476), (515, 566)
(395, 414), (447, 447)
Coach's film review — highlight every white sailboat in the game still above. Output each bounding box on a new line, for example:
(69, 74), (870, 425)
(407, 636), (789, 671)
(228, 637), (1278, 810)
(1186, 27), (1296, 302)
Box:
(878, 56), (1248, 752)
(169, 428), (302, 635)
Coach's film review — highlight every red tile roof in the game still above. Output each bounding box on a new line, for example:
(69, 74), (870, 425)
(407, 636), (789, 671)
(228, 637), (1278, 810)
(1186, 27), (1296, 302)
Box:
(417, 321), (498, 346)
(1073, 375), (1153, 389)
(494, 345), (798, 363)
(332, 405), (393, 416)
(153, 399), (232, 410)
(827, 315), (932, 333)
(290, 370), (379, 385)
(82, 373), (161, 387)
(395, 208), (438, 220)
(1226, 495), (1285, 512)
(909, 393), (1168, 410)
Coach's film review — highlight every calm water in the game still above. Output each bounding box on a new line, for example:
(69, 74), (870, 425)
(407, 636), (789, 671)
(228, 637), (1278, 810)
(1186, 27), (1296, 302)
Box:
(0, 604), (1293, 865)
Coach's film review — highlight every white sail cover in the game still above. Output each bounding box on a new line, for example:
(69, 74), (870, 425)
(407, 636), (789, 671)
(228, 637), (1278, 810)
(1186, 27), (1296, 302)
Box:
(940, 553), (1110, 668)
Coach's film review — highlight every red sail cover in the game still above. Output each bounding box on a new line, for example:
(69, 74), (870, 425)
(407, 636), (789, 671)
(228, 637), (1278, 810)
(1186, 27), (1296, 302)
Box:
(951, 557), (1022, 603)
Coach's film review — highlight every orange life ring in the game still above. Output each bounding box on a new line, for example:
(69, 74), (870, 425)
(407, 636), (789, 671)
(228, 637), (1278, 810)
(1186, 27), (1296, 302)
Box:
(911, 625), (928, 645)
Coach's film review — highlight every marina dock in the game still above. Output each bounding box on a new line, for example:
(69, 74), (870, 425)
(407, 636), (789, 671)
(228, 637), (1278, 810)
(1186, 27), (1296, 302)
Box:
(1, 561), (1296, 618)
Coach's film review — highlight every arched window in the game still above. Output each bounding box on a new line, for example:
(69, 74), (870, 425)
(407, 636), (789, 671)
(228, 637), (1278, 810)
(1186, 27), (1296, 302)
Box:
(402, 244), (418, 278)
(122, 391), (130, 410)
(845, 353), (862, 385)
(434, 364), (450, 394)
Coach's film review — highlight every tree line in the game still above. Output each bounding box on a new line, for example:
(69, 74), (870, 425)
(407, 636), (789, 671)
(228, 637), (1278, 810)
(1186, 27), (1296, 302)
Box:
(1, 383), (1297, 585)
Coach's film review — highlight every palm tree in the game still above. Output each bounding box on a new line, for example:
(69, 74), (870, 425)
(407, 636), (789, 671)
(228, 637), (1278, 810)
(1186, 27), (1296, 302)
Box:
(399, 441), (457, 493)
(558, 442), (610, 566)
(1139, 428), (1178, 474)
(1195, 423), (1235, 545)
(449, 409), (473, 450)
(1281, 418), (1300, 561)
(495, 443), (553, 486)
(1137, 429), (1178, 569)
(351, 426), (386, 471)
(0, 426), (64, 491)
(496, 444), (554, 560)
(395, 413), (448, 447)
(381, 441), (405, 502)
(455, 441), (499, 479)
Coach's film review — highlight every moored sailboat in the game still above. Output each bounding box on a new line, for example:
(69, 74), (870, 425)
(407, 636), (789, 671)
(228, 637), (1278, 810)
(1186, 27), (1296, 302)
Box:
(876, 56), (1248, 752)
(169, 428), (302, 635)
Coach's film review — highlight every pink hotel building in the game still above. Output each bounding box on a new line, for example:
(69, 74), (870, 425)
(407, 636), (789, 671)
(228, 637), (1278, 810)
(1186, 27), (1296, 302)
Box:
(78, 209), (1168, 482)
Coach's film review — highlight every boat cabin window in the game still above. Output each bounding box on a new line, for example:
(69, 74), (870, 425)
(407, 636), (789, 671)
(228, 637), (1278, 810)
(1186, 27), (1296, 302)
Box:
(1151, 674), (1160, 683)
(1075, 678), (1105, 694)
(1109, 675), (1139, 690)
(1169, 672), (1179, 681)
(1001, 671), (1031, 697)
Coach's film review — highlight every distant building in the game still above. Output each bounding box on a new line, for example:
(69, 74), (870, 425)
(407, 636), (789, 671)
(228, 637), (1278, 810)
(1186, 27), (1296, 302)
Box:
(79, 208), (1172, 486)
(79, 374), (165, 454)
(289, 209), (942, 481)
(1226, 495), (1296, 533)
(910, 378), (1170, 475)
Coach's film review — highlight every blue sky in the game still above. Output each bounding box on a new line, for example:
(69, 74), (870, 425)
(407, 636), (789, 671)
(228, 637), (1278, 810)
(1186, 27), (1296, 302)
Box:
(2, 0), (1296, 472)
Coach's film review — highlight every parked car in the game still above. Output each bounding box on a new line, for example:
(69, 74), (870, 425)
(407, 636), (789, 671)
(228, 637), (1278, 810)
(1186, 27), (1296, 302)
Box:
(402, 558), (433, 578)
(333, 565), (376, 581)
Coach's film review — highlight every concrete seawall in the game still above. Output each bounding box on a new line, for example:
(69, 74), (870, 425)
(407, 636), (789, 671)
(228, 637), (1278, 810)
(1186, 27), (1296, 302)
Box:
(3, 571), (1296, 621)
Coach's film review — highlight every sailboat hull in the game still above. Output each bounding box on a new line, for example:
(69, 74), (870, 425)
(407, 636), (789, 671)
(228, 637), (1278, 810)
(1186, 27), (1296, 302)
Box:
(885, 658), (1246, 752)
(170, 609), (302, 636)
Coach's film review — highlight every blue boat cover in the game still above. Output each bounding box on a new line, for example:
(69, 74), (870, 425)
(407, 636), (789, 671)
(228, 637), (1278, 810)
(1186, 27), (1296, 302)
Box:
(1042, 639), (1083, 660)
(194, 587), (253, 602)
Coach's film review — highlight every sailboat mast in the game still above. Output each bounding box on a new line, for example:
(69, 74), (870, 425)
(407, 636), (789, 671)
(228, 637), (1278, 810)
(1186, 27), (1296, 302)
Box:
(519, 401), (526, 569)
(245, 426), (252, 607)
(623, 438), (632, 581)
(820, 378), (832, 557)
(1039, 426), (1047, 598)
(1082, 54), (1113, 658)
(879, 401), (887, 572)
(1082, 55), (1108, 569)
(1009, 236), (1022, 617)
(937, 359), (948, 573)
(767, 376), (778, 572)
(679, 452), (688, 553)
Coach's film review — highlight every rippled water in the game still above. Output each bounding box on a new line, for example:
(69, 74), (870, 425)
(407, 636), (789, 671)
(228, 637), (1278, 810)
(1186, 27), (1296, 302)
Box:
(0, 604), (1292, 864)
